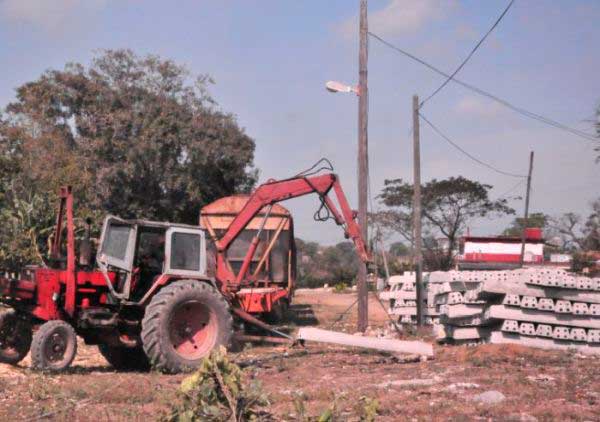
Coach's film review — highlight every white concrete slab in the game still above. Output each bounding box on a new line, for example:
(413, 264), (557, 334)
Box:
(440, 326), (491, 340)
(485, 305), (600, 329)
(489, 331), (600, 355)
(501, 320), (519, 333)
(438, 304), (485, 319)
(475, 280), (600, 304)
(296, 327), (434, 357)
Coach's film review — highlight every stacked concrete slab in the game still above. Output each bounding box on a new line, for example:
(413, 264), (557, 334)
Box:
(433, 268), (600, 355)
(380, 272), (472, 326)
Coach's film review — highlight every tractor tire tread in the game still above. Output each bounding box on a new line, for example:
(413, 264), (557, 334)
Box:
(141, 280), (232, 373)
(31, 320), (77, 372)
(0, 310), (32, 365)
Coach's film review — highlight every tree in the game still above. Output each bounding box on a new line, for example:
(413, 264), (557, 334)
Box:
(295, 239), (360, 287)
(321, 242), (360, 283)
(376, 176), (515, 270)
(502, 212), (549, 237)
(388, 241), (410, 257)
(549, 198), (600, 252)
(584, 199), (600, 249)
(0, 50), (257, 270)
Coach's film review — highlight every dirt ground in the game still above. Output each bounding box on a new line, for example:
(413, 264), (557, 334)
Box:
(1, 289), (599, 421)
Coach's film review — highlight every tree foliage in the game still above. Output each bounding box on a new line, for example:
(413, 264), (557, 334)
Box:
(296, 239), (360, 287)
(502, 212), (549, 237)
(0, 50), (256, 270)
(549, 198), (600, 252)
(388, 241), (410, 258)
(374, 176), (515, 270)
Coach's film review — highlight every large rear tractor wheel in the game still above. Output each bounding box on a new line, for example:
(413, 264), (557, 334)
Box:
(31, 320), (77, 372)
(141, 280), (233, 373)
(0, 310), (32, 365)
(265, 299), (289, 324)
(98, 345), (151, 371)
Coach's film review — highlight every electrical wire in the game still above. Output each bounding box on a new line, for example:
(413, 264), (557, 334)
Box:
(420, 0), (515, 107)
(496, 179), (525, 200)
(419, 112), (528, 178)
(327, 297), (359, 330)
(367, 32), (599, 143)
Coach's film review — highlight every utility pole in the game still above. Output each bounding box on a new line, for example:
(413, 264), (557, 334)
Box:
(357, 0), (369, 332)
(412, 95), (424, 327)
(519, 151), (535, 267)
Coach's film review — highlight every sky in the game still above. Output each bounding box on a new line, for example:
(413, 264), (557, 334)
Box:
(0, 0), (598, 245)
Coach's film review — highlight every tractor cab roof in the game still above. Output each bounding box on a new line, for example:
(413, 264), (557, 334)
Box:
(105, 215), (201, 231)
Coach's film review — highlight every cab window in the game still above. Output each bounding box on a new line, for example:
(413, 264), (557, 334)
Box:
(103, 224), (133, 262)
(170, 232), (201, 271)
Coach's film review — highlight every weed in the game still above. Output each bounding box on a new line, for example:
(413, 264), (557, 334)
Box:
(358, 396), (379, 422)
(165, 346), (272, 421)
(316, 393), (341, 422)
(471, 356), (493, 367)
(292, 391), (343, 422)
(27, 375), (51, 401)
(292, 392), (308, 421)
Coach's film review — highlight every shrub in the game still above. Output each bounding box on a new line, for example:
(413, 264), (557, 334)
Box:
(165, 347), (272, 421)
(333, 282), (348, 293)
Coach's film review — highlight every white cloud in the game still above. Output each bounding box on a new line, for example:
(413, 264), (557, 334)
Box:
(338, 0), (457, 39)
(0, 0), (109, 34)
(455, 95), (506, 119)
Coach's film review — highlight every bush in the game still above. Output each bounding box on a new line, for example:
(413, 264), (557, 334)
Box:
(165, 347), (272, 421)
(333, 282), (348, 293)
(296, 274), (327, 289)
(571, 252), (599, 276)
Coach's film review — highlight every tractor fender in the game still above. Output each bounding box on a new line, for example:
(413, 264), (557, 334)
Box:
(137, 274), (222, 306)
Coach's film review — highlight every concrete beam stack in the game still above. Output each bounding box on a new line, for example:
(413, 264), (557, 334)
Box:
(381, 271), (477, 326)
(434, 268), (600, 355)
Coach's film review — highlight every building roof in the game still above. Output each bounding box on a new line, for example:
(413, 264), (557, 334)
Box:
(462, 228), (544, 244)
(462, 236), (545, 244)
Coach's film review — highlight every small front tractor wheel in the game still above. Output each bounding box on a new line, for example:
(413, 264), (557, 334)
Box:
(0, 310), (32, 365)
(98, 344), (150, 371)
(31, 320), (77, 372)
(141, 280), (233, 373)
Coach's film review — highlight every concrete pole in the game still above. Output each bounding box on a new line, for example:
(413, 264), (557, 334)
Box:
(519, 151), (534, 267)
(412, 95), (424, 327)
(357, 0), (369, 332)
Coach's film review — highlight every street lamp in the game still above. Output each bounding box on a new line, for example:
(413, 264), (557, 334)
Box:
(325, 80), (360, 96)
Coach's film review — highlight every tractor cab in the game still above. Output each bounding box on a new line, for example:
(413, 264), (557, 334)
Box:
(97, 216), (208, 302)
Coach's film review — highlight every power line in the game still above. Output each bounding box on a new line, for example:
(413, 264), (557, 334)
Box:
(421, 0), (515, 107)
(419, 111), (527, 178)
(496, 179), (525, 200)
(367, 32), (599, 143)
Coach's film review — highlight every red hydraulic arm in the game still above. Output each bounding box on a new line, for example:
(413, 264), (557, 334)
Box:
(51, 186), (77, 316)
(215, 173), (371, 290)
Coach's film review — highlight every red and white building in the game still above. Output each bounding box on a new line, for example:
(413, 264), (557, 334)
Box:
(457, 228), (545, 270)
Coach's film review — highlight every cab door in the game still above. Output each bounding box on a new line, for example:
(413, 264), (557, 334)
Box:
(97, 215), (138, 272)
(164, 227), (207, 277)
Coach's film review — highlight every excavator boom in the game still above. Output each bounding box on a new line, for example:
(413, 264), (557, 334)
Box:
(215, 172), (370, 289)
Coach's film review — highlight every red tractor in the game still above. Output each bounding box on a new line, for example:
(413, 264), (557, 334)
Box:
(0, 168), (369, 373)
